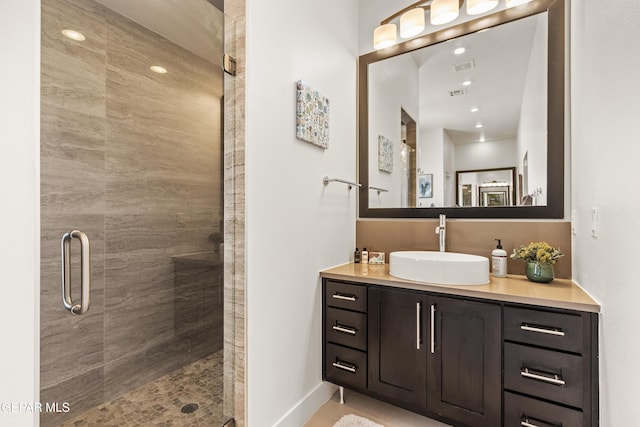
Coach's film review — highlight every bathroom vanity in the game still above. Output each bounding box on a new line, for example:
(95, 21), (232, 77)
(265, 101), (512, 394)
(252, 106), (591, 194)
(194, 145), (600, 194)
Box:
(321, 263), (599, 427)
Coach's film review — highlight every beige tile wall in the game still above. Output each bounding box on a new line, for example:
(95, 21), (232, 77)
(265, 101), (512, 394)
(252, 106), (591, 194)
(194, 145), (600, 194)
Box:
(356, 220), (572, 279)
(224, 0), (247, 425)
(40, 0), (224, 424)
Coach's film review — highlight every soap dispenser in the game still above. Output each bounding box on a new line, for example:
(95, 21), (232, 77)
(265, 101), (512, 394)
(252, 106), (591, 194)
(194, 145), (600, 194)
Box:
(491, 239), (507, 278)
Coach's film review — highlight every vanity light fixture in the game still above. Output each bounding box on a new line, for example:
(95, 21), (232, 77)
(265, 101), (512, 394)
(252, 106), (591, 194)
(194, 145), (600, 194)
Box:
(400, 8), (425, 38)
(506, 0), (534, 7)
(373, 0), (464, 50)
(453, 46), (466, 55)
(150, 65), (168, 74)
(467, 0), (499, 15)
(373, 23), (398, 50)
(430, 0), (460, 25)
(61, 29), (85, 41)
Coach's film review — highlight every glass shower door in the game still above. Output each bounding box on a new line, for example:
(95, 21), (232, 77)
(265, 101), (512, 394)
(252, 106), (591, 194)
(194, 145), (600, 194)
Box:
(40, 0), (227, 425)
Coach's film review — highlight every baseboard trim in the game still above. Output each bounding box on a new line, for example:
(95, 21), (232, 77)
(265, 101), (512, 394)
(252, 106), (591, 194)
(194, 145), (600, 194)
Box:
(273, 381), (338, 427)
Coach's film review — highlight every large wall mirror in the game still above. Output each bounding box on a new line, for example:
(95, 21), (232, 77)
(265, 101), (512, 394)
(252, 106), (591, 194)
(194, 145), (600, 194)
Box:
(358, 0), (564, 218)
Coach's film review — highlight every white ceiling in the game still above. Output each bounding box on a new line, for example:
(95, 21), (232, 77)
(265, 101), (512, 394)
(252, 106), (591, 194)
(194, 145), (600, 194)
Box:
(95, 0), (224, 65)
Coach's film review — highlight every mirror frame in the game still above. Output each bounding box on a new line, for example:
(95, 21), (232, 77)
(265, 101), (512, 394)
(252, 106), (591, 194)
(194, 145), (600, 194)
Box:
(358, 0), (564, 219)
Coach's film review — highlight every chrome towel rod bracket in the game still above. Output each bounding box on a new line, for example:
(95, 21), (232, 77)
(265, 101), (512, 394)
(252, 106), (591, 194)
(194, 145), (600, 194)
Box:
(368, 186), (388, 194)
(322, 176), (362, 190)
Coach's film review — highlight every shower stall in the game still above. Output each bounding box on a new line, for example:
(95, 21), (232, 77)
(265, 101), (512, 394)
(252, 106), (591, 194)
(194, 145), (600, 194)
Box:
(39, 0), (230, 424)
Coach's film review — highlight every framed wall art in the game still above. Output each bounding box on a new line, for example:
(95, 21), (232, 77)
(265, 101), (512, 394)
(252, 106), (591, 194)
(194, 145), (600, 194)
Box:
(295, 80), (329, 149)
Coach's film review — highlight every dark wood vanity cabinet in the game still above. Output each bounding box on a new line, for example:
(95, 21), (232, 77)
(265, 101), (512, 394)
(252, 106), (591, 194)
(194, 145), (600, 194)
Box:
(368, 287), (427, 408)
(427, 296), (501, 427)
(503, 305), (599, 427)
(322, 278), (599, 427)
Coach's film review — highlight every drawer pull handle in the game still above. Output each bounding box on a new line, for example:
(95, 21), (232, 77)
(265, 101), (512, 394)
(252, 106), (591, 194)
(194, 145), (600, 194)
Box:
(333, 361), (357, 373)
(332, 324), (357, 335)
(520, 368), (566, 386)
(332, 293), (357, 302)
(521, 324), (565, 336)
(521, 416), (557, 427)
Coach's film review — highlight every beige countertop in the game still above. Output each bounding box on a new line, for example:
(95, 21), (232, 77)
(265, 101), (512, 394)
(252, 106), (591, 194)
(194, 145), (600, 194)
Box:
(320, 263), (600, 313)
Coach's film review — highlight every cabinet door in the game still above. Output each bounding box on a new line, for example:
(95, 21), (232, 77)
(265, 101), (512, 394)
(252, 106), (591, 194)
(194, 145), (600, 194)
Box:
(368, 287), (427, 409)
(427, 296), (501, 427)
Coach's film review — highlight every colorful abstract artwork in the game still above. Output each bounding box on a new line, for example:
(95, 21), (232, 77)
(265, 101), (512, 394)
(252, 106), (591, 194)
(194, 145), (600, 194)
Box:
(378, 135), (393, 173)
(296, 80), (329, 149)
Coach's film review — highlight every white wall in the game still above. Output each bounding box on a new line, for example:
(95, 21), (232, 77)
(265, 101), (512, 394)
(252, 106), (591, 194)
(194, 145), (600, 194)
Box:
(571, 1), (640, 425)
(417, 128), (444, 207)
(244, 1), (358, 425)
(0, 1), (40, 426)
(368, 54), (419, 208)
(454, 138), (518, 171)
(517, 15), (548, 203)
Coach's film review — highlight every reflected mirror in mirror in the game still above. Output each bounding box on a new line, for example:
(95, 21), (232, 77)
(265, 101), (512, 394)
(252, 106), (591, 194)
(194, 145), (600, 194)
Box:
(368, 13), (546, 209)
(359, 0), (564, 219)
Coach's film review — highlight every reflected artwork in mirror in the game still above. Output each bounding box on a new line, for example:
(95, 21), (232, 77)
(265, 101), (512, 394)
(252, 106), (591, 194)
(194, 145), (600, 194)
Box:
(359, 0), (564, 219)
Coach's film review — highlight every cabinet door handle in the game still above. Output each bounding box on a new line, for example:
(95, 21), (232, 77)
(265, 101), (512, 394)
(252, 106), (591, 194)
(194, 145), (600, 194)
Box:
(521, 324), (565, 336)
(430, 304), (436, 354)
(332, 324), (357, 335)
(520, 368), (566, 386)
(332, 361), (357, 373)
(521, 419), (540, 427)
(416, 302), (421, 350)
(332, 293), (356, 302)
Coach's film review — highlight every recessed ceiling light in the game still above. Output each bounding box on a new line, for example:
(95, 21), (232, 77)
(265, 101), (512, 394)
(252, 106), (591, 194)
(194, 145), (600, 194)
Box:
(462, 80), (472, 86)
(479, 136), (486, 142)
(475, 123), (483, 128)
(150, 65), (168, 74)
(454, 47), (466, 55)
(470, 107), (479, 113)
(62, 29), (85, 41)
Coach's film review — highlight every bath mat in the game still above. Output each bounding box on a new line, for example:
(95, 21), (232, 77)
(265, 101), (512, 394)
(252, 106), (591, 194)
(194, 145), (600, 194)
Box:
(333, 414), (384, 427)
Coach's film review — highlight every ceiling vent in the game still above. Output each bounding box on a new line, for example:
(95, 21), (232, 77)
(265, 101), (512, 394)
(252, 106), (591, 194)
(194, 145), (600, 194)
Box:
(453, 60), (475, 72)
(449, 88), (467, 97)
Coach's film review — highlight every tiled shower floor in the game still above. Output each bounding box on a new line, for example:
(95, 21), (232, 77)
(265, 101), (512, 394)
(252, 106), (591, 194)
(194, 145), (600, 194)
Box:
(60, 350), (224, 427)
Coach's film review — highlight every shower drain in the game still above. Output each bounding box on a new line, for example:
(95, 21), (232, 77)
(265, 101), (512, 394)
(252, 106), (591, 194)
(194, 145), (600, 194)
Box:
(181, 403), (199, 414)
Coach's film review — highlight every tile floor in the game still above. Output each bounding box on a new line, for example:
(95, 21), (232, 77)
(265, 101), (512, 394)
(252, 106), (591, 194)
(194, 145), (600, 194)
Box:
(304, 389), (452, 427)
(59, 350), (224, 427)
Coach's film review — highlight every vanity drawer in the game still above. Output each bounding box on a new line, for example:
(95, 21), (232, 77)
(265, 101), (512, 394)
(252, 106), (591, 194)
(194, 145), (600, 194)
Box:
(325, 307), (367, 351)
(504, 391), (584, 427)
(504, 306), (584, 354)
(504, 342), (584, 409)
(325, 343), (366, 391)
(325, 280), (367, 313)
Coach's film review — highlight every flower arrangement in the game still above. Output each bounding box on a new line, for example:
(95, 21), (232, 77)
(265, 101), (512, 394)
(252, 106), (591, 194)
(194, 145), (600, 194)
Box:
(510, 241), (564, 265)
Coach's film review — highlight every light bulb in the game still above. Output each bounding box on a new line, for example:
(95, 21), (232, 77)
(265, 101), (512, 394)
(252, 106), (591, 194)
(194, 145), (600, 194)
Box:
(400, 8), (425, 38)
(373, 24), (397, 50)
(467, 0), (499, 15)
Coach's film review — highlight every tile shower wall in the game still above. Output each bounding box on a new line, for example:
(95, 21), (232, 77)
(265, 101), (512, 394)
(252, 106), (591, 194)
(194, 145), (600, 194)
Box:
(40, 0), (223, 425)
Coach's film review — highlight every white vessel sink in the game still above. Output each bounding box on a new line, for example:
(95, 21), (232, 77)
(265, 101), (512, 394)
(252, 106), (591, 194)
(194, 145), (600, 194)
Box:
(389, 251), (490, 285)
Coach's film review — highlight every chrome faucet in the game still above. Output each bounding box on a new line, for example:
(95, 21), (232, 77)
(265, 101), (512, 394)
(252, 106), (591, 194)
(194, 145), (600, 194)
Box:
(435, 214), (446, 252)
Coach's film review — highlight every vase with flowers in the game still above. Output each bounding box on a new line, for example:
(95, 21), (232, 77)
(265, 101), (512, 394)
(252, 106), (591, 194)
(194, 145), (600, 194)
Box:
(511, 241), (564, 283)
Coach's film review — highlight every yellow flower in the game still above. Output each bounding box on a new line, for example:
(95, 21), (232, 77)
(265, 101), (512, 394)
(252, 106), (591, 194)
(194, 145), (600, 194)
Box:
(511, 241), (564, 265)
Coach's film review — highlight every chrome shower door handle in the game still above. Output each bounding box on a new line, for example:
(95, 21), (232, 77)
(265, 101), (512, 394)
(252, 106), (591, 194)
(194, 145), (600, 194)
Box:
(61, 230), (91, 315)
